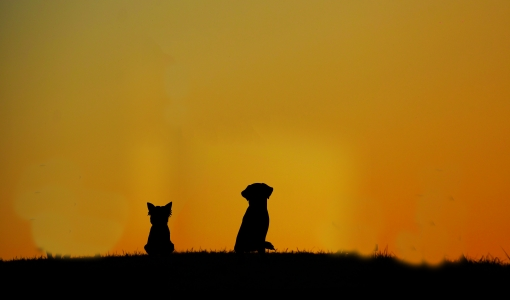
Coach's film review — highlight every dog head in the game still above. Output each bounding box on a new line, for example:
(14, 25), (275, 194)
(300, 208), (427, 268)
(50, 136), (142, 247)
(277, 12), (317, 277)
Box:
(241, 183), (273, 202)
(147, 202), (172, 225)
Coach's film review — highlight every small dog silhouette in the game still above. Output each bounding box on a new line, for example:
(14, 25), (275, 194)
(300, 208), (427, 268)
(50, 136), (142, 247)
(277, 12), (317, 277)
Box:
(144, 202), (175, 255)
(234, 183), (275, 254)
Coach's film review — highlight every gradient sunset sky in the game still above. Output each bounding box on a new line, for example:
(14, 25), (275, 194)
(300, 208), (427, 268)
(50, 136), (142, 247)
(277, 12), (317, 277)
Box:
(1, 1), (510, 264)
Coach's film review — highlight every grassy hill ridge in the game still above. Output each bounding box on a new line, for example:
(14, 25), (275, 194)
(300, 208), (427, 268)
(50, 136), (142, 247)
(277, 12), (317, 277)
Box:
(1, 251), (508, 295)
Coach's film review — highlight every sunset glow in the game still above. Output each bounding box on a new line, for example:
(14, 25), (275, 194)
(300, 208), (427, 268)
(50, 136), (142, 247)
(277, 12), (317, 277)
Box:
(1, 1), (510, 264)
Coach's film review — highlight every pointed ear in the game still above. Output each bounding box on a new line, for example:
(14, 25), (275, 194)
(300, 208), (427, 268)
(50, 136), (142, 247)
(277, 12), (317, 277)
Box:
(147, 202), (155, 214)
(164, 202), (172, 214)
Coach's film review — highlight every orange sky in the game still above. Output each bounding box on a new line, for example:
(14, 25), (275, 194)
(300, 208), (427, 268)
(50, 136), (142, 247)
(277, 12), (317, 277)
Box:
(1, 1), (510, 264)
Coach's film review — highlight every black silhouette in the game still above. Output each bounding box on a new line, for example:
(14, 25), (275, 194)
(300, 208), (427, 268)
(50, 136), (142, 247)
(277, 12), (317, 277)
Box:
(2, 251), (510, 295)
(234, 183), (275, 253)
(144, 202), (175, 255)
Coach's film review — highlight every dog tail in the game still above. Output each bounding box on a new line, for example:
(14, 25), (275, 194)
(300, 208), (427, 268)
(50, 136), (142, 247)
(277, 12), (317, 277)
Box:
(264, 241), (275, 250)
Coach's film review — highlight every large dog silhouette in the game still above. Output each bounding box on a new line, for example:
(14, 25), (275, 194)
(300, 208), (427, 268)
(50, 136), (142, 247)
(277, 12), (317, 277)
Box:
(144, 202), (175, 255)
(234, 183), (275, 253)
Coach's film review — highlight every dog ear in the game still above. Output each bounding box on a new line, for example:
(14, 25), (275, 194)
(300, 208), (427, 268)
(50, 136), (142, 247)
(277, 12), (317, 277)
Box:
(147, 202), (156, 215)
(241, 189), (250, 200)
(264, 185), (273, 199)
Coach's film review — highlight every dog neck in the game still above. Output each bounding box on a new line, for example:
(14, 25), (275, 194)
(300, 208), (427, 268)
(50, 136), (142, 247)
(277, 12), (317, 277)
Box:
(248, 198), (268, 209)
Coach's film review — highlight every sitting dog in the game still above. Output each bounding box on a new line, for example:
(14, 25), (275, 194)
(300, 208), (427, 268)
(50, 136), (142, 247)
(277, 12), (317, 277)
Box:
(234, 183), (275, 254)
(144, 202), (175, 255)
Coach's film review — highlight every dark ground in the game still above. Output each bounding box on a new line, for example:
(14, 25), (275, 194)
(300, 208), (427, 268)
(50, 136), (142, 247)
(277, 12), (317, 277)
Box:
(1, 251), (508, 296)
